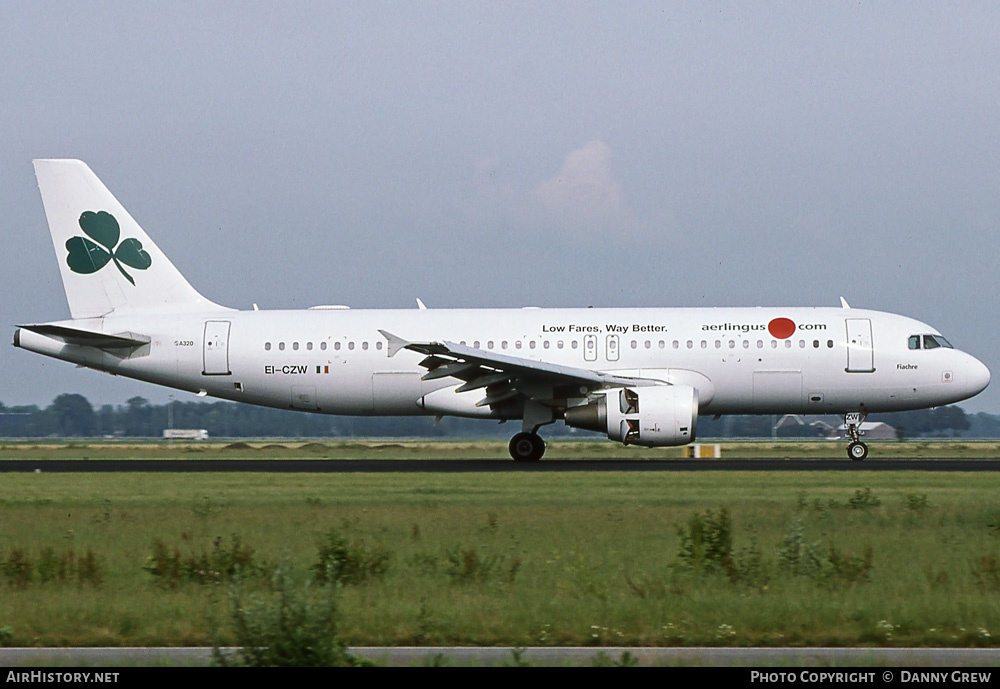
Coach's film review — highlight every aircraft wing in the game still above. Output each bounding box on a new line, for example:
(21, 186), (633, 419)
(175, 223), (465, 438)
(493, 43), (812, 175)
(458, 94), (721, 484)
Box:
(381, 330), (654, 408)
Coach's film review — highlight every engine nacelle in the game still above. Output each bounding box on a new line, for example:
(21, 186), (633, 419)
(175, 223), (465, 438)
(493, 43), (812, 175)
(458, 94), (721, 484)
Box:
(564, 385), (698, 447)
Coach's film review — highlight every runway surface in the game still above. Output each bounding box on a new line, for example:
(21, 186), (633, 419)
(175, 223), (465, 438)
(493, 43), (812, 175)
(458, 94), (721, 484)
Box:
(1, 458), (999, 472)
(2, 645), (999, 667)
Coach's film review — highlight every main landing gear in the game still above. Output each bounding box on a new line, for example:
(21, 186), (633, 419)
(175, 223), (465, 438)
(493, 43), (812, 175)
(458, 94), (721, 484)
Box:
(844, 412), (868, 461)
(509, 432), (545, 462)
(509, 399), (553, 461)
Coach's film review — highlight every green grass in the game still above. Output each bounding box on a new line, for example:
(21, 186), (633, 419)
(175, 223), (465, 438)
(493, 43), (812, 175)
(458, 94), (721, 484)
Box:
(2, 441), (1000, 648)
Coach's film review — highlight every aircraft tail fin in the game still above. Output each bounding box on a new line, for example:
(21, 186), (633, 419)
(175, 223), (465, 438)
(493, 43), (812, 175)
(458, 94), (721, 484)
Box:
(33, 159), (228, 319)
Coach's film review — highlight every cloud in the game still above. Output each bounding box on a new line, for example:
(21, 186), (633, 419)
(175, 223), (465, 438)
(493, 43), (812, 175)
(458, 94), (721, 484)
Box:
(533, 140), (626, 229)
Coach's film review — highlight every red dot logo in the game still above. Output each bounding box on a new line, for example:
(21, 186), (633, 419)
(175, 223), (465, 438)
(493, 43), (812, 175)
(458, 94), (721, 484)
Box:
(768, 318), (796, 339)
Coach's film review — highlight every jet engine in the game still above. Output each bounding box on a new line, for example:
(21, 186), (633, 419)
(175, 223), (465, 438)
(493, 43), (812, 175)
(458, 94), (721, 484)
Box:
(564, 385), (698, 447)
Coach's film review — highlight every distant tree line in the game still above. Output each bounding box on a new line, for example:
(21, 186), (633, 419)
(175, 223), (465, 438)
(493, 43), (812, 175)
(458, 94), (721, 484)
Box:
(0, 394), (991, 439)
(0, 395), (524, 439)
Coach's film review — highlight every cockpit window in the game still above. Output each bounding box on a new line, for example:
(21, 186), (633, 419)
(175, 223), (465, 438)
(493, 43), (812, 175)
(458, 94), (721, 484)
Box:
(909, 334), (954, 350)
(922, 335), (953, 350)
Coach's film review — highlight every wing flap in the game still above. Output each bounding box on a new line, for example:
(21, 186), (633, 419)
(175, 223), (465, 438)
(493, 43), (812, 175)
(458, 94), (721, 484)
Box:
(456, 373), (511, 393)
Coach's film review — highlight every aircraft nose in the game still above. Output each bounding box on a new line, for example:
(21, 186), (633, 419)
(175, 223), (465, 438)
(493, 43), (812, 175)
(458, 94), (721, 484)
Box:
(966, 355), (991, 397)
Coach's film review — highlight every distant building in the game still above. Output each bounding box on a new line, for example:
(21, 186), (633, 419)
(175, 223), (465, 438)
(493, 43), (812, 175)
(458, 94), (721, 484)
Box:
(774, 414), (835, 438)
(163, 429), (209, 440)
(832, 421), (896, 440)
(0, 413), (31, 430)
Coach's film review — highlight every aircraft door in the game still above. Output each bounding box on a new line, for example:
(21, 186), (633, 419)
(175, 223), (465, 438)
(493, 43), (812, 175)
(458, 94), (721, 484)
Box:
(845, 318), (874, 373)
(584, 334), (597, 362)
(203, 320), (231, 375)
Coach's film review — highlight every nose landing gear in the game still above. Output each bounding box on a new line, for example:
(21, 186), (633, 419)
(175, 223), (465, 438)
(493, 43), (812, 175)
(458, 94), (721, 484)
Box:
(845, 412), (868, 461)
(848, 440), (869, 461)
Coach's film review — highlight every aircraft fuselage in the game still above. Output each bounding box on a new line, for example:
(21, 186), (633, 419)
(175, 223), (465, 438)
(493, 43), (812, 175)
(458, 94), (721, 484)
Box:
(16, 306), (989, 419)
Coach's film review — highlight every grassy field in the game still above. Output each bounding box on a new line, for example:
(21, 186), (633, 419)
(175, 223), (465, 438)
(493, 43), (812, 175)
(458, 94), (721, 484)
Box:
(2, 440), (1000, 649)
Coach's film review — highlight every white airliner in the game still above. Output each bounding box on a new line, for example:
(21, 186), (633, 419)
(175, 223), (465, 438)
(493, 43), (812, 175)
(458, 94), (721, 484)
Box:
(14, 160), (991, 460)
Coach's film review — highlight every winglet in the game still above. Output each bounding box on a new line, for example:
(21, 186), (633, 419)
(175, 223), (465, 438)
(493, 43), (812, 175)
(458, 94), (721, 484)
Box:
(840, 297), (851, 309)
(416, 298), (427, 310)
(379, 329), (410, 358)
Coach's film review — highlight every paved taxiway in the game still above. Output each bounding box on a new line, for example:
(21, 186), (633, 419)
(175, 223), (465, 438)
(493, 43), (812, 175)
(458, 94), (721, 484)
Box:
(3, 645), (1000, 666)
(1, 458), (999, 472)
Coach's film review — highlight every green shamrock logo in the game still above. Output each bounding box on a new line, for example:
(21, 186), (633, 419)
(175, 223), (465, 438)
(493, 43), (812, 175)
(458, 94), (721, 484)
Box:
(65, 211), (151, 285)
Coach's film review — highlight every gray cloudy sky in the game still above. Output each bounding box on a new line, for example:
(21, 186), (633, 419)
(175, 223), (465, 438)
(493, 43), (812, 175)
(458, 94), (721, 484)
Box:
(3, 1), (1000, 413)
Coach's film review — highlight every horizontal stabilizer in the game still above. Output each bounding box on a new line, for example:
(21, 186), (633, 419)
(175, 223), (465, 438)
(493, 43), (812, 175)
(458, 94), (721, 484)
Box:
(17, 324), (150, 349)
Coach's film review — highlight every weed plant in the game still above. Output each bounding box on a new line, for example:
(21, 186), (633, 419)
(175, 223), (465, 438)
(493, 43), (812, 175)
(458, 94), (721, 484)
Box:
(212, 566), (370, 667)
(313, 529), (390, 585)
(2, 546), (103, 588)
(144, 534), (270, 588)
